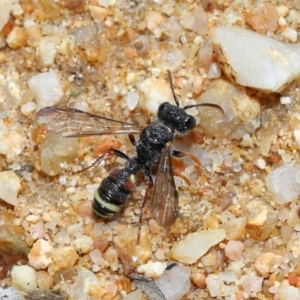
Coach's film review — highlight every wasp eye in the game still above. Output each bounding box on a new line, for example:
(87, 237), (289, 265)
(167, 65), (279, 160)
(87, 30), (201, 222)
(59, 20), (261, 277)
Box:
(185, 116), (196, 131)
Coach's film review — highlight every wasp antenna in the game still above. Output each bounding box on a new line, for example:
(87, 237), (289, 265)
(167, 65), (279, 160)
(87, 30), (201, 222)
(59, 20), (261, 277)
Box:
(167, 70), (180, 107)
(183, 103), (224, 114)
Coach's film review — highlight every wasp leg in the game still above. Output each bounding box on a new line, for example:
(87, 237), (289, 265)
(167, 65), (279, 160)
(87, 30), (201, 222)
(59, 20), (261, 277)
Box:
(137, 168), (153, 243)
(71, 148), (130, 174)
(172, 149), (201, 166)
(172, 169), (191, 186)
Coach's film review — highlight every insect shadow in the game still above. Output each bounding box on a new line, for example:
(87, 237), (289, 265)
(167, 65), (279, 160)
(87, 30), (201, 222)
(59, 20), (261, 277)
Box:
(37, 71), (223, 232)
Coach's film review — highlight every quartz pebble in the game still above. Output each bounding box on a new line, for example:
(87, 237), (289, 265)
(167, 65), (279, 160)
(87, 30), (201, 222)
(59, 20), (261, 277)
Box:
(39, 132), (79, 176)
(139, 77), (172, 114)
(154, 264), (191, 300)
(0, 171), (21, 206)
(206, 273), (238, 297)
(169, 229), (226, 264)
(224, 240), (244, 261)
(266, 163), (300, 204)
(213, 25), (300, 93)
(279, 286), (300, 299)
(28, 239), (53, 269)
(0, 0), (12, 32)
(197, 78), (261, 140)
(254, 252), (284, 277)
(137, 261), (166, 278)
(28, 72), (64, 110)
(37, 35), (60, 67)
(69, 268), (98, 300)
(11, 265), (37, 291)
(244, 200), (278, 241)
(240, 274), (263, 295)
(74, 235), (94, 254)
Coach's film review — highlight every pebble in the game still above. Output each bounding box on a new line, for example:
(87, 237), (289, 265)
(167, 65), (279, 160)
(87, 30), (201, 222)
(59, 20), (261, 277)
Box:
(6, 26), (27, 49)
(28, 71), (64, 110)
(222, 217), (246, 240)
(240, 274), (263, 295)
(197, 78), (261, 140)
(206, 273), (238, 297)
(0, 212), (30, 280)
(278, 285), (300, 299)
(28, 239), (53, 269)
(0, 170), (21, 206)
(49, 246), (79, 274)
(213, 25), (300, 93)
(74, 235), (94, 254)
(11, 265), (37, 291)
(137, 261), (166, 278)
(155, 264), (191, 300)
(224, 240), (244, 261)
(0, 0), (12, 32)
(266, 163), (300, 204)
(139, 77), (172, 114)
(244, 200), (278, 241)
(254, 252), (284, 277)
(37, 35), (60, 67)
(169, 229), (226, 264)
(113, 227), (152, 274)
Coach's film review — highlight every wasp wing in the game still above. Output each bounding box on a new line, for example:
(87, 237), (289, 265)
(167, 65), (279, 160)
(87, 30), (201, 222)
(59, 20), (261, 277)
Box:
(150, 146), (179, 229)
(36, 106), (142, 137)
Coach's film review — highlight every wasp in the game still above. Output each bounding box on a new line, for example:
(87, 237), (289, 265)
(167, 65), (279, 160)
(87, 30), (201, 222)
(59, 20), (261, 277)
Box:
(37, 71), (222, 229)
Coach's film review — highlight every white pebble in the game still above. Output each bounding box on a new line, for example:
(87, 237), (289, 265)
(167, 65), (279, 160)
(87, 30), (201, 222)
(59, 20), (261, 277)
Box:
(28, 72), (63, 110)
(37, 35), (60, 67)
(137, 261), (166, 278)
(281, 27), (298, 42)
(89, 249), (103, 265)
(155, 264), (191, 300)
(11, 265), (37, 291)
(280, 96), (292, 105)
(126, 90), (139, 111)
(21, 101), (37, 116)
(207, 62), (222, 79)
(170, 229), (226, 264)
(240, 274), (263, 294)
(28, 239), (53, 269)
(266, 163), (300, 204)
(0, 0), (12, 32)
(0, 171), (21, 205)
(74, 235), (94, 254)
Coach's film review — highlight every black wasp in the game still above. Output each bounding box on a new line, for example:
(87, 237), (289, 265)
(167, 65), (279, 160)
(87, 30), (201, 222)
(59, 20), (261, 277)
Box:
(37, 71), (222, 229)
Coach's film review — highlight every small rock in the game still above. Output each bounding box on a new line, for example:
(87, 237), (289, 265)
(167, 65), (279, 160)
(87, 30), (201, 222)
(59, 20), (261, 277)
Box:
(69, 268), (98, 300)
(37, 35), (60, 68)
(0, 0), (12, 32)
(243, 200), (278, 241)
(240, 274), (263, 295)
(74, 235), (94, 254)
(0, 286), (23, 300)
(278, 285), (300, 299)
(6, 26), (27, 49)
(224, 240), (244, 261)
(11, 265), (37, 291)
(213, 25), (300, 93)
(0, 171), (21, 205)
(169, 229), (226, 264)
(39, 132), (79, 176)
(155, 264), (191, 300)
(137, 261), (166, 278)
(28, 239), (53, 269)
(0, 212), (30, 280)
(49, 246), (79, 274)
(139, 77), (172, 114)
(28, 72), (64, 110)
(266, 163), (300, 204)
(197, 78), (261, 140)
(206, 274), (238, 297)
(114, 227), (151, 274)
(221, 217), (246, 240)
(254, 252), (284, 277)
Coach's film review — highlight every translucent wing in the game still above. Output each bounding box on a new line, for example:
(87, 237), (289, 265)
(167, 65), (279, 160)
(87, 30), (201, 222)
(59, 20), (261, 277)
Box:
(36, 106), (142, 138)
(151, 145), (179, 229)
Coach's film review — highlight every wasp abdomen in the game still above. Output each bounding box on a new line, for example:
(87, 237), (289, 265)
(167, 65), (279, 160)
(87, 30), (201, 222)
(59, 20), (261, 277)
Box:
(93, 168), (136, 219)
